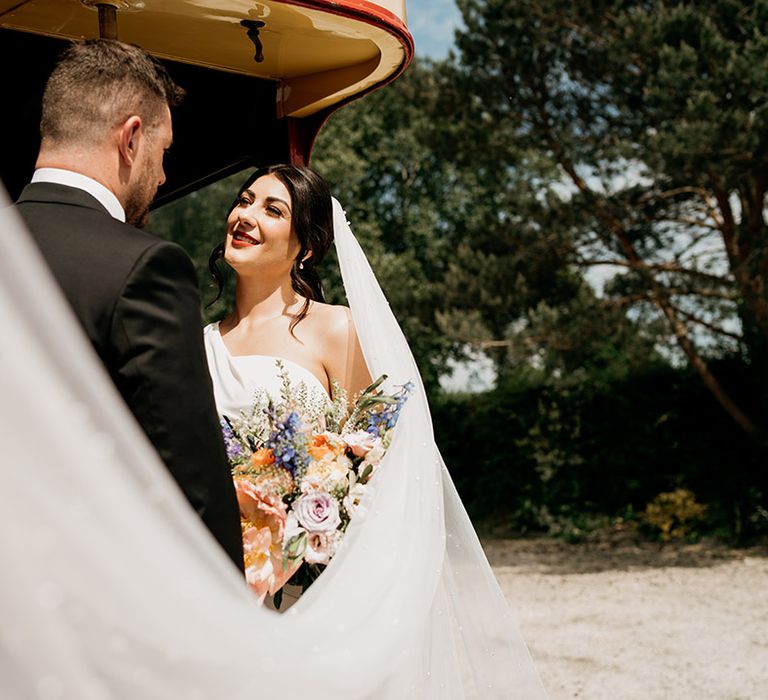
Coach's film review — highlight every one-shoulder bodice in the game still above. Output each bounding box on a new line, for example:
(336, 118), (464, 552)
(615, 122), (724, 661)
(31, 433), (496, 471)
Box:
(203, 322), (331, 420)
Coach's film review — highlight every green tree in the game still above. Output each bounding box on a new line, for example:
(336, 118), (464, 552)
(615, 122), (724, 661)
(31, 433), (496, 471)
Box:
(150, 170), (248, 322)
(310, 60), (454, 388)
(450, 0), (768, 436)
(312, 59), (593, 388)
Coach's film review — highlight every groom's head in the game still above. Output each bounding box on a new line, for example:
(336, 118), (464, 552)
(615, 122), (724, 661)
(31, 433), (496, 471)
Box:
(37, 39), (184, 227)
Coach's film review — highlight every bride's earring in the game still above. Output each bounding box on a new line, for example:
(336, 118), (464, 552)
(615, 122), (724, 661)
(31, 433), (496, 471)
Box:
(299, 261), (304, 271)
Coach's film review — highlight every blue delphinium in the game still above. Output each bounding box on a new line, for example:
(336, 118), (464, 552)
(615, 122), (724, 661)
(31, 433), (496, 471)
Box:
(265, 410), (310, 477)
(366, 381), (414, 436)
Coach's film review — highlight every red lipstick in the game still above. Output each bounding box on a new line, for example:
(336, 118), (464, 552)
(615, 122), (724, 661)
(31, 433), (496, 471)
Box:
(231, 230), (259, 247)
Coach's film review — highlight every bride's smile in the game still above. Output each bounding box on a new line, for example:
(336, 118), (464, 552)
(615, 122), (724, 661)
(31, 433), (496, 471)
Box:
(231, 229), (259, 247)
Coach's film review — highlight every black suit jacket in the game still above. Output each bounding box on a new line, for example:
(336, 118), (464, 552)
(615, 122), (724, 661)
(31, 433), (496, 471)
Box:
(17, 182), (244, 572)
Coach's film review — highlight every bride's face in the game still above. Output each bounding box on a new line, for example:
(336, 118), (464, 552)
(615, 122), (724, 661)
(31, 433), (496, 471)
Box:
(224, 174), (300, 276)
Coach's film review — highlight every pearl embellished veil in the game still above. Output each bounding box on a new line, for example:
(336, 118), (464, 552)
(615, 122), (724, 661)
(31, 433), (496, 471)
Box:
(0, 188), (547, 699)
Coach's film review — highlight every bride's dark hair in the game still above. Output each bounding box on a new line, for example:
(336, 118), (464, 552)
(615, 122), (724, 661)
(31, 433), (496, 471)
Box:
(208, 164), (334, 330)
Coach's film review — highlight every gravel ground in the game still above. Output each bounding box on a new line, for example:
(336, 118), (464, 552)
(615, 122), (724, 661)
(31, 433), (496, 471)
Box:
(486, 534), (768, 700)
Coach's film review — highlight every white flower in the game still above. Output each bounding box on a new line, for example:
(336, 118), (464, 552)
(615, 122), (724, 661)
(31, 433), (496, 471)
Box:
(359, 438), (386, 477)
(304, 531), (340, 565)
(284, 512), (305, 543)
(300, 475), (323, 493)
(343, 430), (377, 457)
(344, 482), (369, 518)
(366, 438), (385, 464)
(293, 490), (342, 532)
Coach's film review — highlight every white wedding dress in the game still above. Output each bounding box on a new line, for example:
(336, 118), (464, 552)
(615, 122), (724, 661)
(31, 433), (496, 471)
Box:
(0, 187), (548, 699)
(203, 321), (331, 420)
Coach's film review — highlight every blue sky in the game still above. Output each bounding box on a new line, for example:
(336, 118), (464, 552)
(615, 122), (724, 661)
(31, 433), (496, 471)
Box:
(406, 0), (463, 58)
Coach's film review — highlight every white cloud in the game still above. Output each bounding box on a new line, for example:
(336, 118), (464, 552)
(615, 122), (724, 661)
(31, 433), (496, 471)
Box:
(407, 0), (463, 58)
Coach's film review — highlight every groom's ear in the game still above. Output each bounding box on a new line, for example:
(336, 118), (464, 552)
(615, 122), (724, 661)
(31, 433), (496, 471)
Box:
(116, 116), (143, 167)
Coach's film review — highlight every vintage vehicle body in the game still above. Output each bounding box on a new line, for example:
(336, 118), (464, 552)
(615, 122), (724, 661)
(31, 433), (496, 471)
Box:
(0, 0), (413, 204)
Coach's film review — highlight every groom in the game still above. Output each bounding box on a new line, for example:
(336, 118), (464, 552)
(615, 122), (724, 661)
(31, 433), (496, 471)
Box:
(15, 40), (244, 573)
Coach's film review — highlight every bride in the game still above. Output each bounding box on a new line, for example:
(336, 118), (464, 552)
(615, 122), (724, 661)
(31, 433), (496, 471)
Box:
(205, 164), (371, 403)
(0, 168), (547, 698)
(203, 165), (373, 604)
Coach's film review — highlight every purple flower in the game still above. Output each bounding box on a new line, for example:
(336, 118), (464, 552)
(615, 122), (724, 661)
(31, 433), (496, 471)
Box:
(265, 410), (309, 477)
(220, 417), (243, 461)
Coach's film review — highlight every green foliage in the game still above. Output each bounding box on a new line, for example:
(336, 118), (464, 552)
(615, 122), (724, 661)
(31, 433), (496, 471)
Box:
(504, 285), (665, 379)
(449, 0), (768, 435)
(311, 60), (467, 388)
(433, 360), (766, 541)
(311, 59), (588, 388)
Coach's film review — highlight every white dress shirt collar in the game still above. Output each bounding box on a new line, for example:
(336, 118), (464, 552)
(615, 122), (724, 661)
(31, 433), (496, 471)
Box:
(32, 168), (126, 223)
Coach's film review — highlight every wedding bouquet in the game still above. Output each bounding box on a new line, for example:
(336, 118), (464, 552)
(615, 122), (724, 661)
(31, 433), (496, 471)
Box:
(221, 361), (412, 606)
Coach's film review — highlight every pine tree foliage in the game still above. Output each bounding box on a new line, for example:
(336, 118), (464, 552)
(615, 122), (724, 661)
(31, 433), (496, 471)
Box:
(449, 0), (768, 434)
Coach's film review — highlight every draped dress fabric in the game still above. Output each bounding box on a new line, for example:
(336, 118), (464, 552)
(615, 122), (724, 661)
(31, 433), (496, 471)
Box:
(203, 322), (331, 421)
(0, 186), (548, 699)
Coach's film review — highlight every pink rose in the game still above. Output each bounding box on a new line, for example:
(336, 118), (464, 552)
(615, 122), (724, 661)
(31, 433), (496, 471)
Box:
(293, 490), (341, 533)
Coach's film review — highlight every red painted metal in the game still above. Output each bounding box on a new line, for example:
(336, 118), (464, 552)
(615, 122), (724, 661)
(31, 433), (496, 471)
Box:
(282, 0), (415, 164)
(280, 0), (411, 42)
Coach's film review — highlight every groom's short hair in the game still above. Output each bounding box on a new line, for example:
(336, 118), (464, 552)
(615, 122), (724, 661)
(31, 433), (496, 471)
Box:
(40, 39), (184, 147)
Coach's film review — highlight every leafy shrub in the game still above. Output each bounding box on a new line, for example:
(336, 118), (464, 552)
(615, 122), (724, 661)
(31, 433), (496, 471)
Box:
(640, 489), (708, 541)
(433, 360), (766, 541)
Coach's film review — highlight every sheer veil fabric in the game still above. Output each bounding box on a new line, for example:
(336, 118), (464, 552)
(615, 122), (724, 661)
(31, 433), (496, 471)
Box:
(0, 187), (547, 699)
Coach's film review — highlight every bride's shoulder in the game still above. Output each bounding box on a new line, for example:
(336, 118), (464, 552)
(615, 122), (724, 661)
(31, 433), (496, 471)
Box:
(306, 300), (350, 322)
(302, 301), (371, 396)
(302, 301), (353, 348)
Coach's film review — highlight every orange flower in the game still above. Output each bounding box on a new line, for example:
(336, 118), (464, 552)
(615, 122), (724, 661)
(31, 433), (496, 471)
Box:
(308, 433), (345, 461)
(308, 434), (333, 461)
(251, 447), (275, 468)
